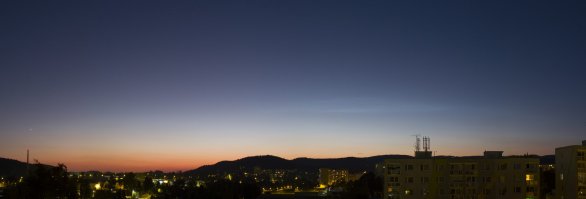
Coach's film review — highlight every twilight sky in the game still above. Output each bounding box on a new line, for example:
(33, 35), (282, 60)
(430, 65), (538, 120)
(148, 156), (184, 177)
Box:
(1, 0), (585, 172)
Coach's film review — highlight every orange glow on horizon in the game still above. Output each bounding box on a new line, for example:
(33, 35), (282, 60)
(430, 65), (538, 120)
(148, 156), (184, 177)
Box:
(0, 133), (557, 172)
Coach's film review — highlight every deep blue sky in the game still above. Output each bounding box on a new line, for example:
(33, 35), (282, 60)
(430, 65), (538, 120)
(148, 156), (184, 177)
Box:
(1, 0), (585, 171)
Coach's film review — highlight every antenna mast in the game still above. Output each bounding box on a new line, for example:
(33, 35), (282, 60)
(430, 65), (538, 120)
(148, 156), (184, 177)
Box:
(423, 136), (431, 152)
(414, 135), (421, 152)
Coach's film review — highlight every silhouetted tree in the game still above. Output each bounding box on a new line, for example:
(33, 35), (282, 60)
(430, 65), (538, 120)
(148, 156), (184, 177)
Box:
(151, 178), (261, 199)
(105, 176), (117, 190)
(122, 172), (141, 196)
(5, 162), (78, 199)
(339, 172), (383, 199)
(79, 176), (92, 199)
(94, 189), (125, 199)
(143, 176), (155, 194)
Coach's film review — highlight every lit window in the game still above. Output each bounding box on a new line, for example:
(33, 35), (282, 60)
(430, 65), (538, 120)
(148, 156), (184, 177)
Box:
(526, 174), (534, 181)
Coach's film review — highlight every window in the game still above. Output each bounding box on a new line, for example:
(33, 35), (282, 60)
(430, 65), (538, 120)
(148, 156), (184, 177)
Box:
(577, 173), (586, 185)
(388, 164), (401, 175)
(514, 163), (521, 170)
(526, 174), (535, 181)
(421, 164), (430, 171)
(406, 177), (414, 183)
(514, 187), (521, 193)
(389, 177), (399, 182)
(406, 165), (414, 171)
(389, 177), (401, 186)
(517, 174), (524, 182)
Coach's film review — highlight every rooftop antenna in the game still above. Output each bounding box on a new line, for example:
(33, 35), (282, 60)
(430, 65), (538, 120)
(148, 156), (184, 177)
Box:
(423, 136), (431, 152)
(413, 134), (421, 152)
(422, 136), (426, 152)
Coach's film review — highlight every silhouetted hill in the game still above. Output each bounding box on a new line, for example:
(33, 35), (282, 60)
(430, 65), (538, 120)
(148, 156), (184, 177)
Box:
(185, 154), (556, 176)
(0, 157), (54, 177)
(190, 155), (294, 175)
(0, 157), (30, 177)
(185, 155), (411, 176)
(291, 155), (411, 172)
(540, 155), (555, 165)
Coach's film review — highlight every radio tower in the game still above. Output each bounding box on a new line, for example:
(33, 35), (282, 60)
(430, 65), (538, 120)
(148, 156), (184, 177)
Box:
(26, 149), (30, 174)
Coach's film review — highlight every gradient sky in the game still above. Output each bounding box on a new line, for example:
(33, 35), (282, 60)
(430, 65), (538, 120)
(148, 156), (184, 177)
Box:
(1, 0), (585, 172)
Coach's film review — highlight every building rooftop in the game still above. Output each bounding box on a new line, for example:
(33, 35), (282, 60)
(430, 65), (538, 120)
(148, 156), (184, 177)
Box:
(384, 154), (540, 161)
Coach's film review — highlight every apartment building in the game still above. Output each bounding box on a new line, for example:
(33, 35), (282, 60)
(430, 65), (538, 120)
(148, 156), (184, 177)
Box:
(318, 168), (349, 186)
(555, 140), (586, 199)
(381, 149), (540, 199)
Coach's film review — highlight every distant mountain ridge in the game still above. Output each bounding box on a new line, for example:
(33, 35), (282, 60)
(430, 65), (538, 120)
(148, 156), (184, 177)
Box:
(185, 154), (557, 176)
(0, 154), (556, 175)
(539, 154), (555, 165)
(185, 155), (411, 175)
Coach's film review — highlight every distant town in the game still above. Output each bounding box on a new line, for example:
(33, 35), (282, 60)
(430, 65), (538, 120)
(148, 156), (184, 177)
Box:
(0, 138), (584, 199)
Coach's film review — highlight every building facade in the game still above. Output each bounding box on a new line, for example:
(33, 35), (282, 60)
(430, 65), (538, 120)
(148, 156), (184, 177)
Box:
(381, 151), (540, 199)
(555, 140), (586, 199)
(318, 168), (349, 186)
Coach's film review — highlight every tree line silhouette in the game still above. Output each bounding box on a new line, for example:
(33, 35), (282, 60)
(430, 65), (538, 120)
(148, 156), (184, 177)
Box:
(2, 162), (263, 199)
(2, 161), (385, 199)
